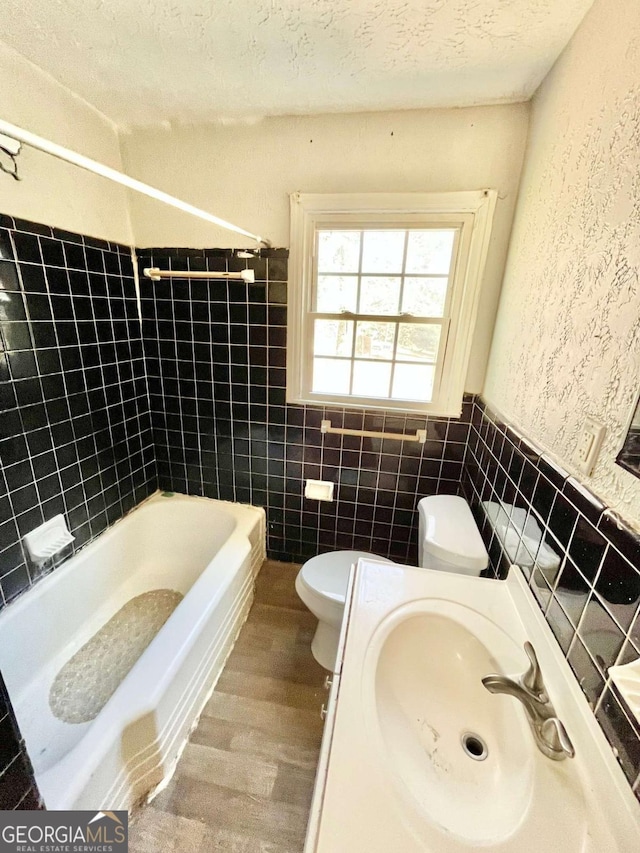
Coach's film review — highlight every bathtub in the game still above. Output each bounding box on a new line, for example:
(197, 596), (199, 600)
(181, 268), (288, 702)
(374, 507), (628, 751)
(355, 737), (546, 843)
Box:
(0, 492), (265, 811)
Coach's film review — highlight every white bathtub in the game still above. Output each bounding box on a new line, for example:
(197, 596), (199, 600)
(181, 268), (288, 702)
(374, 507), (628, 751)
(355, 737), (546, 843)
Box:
(0, 492), (265, 811)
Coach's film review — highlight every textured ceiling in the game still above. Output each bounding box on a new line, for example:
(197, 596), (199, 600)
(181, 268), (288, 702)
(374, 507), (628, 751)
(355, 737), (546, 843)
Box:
(3, 0), (593, 127)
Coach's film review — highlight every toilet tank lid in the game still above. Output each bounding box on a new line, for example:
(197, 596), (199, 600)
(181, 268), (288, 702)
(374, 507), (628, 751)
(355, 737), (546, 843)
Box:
(419, 495), (488, 572)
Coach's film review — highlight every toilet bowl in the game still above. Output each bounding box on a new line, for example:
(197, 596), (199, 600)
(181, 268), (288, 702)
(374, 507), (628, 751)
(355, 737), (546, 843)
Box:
(295, 551), (394, 670)
(296, 495), (489, 671)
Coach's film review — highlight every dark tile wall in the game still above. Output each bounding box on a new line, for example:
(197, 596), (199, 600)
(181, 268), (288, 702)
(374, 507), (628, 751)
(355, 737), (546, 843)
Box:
(0, 672), (41, 809)
(138, 248), (472, 565)
(0, 214), (157, 606)
(462, 397), (640, 801)
(0, 213), (160, 809)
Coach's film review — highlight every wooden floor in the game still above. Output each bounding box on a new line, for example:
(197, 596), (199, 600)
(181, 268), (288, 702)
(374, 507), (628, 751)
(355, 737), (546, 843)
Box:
(129, 560), (326, 853)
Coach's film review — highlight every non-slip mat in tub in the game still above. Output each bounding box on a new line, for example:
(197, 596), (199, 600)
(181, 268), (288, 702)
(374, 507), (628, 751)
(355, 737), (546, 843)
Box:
(49, 589), (183, 724)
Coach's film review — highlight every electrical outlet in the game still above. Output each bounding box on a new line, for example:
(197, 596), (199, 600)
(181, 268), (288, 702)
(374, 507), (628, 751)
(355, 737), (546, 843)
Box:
(577, 430), (594, 463)
(576, 417), (605, 476)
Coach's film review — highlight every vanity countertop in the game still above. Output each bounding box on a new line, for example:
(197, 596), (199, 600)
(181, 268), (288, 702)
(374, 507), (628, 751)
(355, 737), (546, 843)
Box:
(305, 560), (640, 853)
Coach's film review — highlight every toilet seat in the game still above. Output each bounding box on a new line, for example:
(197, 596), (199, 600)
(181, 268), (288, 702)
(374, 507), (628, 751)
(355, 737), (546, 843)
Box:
(298, 550), (394, 604)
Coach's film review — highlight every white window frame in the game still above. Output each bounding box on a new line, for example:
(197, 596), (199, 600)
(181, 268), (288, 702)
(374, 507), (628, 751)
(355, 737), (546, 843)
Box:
(287, 191), (496, 417)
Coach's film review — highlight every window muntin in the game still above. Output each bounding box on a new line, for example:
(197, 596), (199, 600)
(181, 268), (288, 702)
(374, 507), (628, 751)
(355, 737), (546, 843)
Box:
(310, 227), (457, 404)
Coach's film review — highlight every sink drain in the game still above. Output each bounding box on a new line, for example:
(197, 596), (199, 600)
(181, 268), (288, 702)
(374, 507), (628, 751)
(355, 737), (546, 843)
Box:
(461, 732), (488, 761)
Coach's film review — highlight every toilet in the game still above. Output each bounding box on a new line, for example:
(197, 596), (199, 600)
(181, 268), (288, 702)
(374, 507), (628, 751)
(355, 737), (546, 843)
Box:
(295, 495), (489, 670)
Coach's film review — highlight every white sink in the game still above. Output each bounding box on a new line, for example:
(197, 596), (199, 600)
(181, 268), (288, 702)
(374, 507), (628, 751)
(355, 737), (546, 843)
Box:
(310, 562), (640, 853)
(367, 601), (586, 848)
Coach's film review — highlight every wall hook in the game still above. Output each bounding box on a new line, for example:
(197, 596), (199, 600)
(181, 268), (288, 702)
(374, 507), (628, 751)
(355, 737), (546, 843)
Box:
(0, 150), (21, 181)
(0, 132), (22, 181)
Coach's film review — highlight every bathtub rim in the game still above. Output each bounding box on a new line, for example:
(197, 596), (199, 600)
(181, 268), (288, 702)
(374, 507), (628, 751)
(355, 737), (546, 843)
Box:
(0, 491), (260, 628)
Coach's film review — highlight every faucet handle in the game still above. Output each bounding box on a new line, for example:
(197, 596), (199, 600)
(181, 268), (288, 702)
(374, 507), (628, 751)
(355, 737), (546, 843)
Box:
(541, 717), (575, 759)
(522, 642), (548, 700)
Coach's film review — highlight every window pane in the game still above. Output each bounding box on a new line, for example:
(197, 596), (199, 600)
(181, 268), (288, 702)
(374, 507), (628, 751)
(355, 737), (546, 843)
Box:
(359, 277), (401, 315)
(396, 324), (441, 362)
(361, 231), (405, 273)
(355, 321), (395, 360)
(402, 277), (448, 317)
(405, 230), (455, 274)
(313, 358), (351, 394)
(317, 231), (361, 273)
(353, 361), (392, 397)
(314, 319), (353, 357)
(392, 363), (435, 402)
(316, 275), (358, 312)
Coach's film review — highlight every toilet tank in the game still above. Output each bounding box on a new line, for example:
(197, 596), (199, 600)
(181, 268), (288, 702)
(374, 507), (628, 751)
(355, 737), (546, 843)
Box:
(418, 495), (488, 576)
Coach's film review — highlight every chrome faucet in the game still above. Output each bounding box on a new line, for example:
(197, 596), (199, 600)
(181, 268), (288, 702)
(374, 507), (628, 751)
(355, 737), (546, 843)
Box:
(482, 641), (575, 761)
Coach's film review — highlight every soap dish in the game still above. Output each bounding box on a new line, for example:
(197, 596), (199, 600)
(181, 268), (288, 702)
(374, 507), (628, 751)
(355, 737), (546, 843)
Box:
(23, 515), (75, 565)
(608, 658), (640, 726)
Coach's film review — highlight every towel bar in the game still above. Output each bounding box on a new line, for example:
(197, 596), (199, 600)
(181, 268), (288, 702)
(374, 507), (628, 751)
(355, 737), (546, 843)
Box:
(320, 419), (427, 444)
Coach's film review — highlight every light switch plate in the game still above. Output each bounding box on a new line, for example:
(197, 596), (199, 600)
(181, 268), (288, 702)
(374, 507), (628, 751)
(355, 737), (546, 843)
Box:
(576, 417), (605, 476)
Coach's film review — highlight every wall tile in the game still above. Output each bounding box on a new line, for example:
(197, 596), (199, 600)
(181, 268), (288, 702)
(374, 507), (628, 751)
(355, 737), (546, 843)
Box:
(138, 247), (473, 565)
(0, 213), (162, 809)
(0, 215), (157, 611)
(462, 396), (640, 798)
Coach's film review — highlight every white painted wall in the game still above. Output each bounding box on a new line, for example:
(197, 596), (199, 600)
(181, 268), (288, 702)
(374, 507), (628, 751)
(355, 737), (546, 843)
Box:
(121, 105), (529, 392)
(484, 0), (640, 528)
(0, 41), (132, 245)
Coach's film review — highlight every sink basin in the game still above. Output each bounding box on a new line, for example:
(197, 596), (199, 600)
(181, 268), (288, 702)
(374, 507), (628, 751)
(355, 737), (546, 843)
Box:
(312, 562), (640, 853)
(363, 599), (588, 850)
(371, 605), (532, 844)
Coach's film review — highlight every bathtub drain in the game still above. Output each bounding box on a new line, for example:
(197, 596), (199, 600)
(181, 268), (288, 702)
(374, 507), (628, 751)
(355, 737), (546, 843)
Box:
(461, 732), (488, 761)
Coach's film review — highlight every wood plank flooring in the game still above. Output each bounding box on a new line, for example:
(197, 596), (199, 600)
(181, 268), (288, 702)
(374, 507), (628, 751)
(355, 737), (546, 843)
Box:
(129, 560), (326, 853)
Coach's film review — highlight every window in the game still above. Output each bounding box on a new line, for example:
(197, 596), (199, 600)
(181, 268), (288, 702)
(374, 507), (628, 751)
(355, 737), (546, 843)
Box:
(287, 192), (496, 416)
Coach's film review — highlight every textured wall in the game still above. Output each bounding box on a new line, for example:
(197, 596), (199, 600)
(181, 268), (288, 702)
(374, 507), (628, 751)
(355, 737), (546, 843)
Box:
(484, 0), (640, 530)
(122, 105), (529, 393)
(0, 42), (133, 245)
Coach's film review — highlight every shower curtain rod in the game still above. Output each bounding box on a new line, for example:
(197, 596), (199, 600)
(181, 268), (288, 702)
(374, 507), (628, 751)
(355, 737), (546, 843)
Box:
(0, 118), (270, 247)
